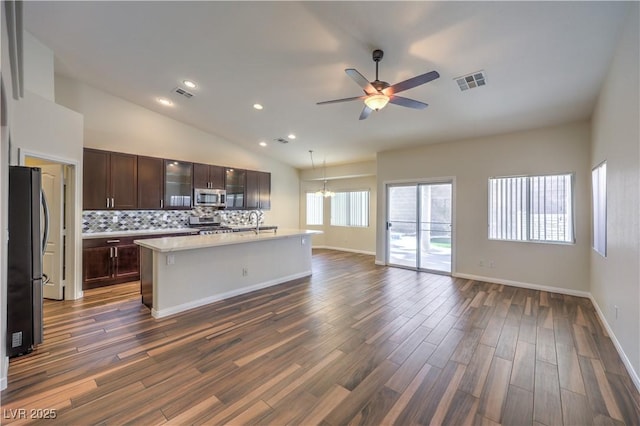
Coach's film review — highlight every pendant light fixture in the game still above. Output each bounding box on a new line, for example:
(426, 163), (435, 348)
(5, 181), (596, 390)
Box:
(309, 150), (334, 198)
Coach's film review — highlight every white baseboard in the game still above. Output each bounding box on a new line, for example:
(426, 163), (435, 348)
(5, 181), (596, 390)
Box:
(452, 272), (591, 298)
(453, 272), (639, 393)
(588, 295), (640, 392)
(374, 259), (385, 266)
(151, 271), (312, 319)
(313, 245), (375, 256)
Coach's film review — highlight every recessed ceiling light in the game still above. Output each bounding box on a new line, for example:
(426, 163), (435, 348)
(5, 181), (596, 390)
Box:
(288, 134), (296, 140)
(253, 103), (263, 110)
(183, 80), (197, 89)
(157, 97), (173, 106)
(259, 141), (267, 147)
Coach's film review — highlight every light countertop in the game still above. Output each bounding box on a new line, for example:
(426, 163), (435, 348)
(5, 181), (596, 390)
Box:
(135, 229), (321, 253)
(82, 228), (196, 239)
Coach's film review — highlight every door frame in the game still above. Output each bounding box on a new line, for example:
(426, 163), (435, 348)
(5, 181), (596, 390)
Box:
(385, 177), (456, 275)
(19, 148), (81, 301)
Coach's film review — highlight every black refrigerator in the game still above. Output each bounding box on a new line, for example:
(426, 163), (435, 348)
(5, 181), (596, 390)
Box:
(7, 166), (46, 357)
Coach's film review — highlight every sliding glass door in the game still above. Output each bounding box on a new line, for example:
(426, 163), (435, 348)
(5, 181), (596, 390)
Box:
(387, 182), (453, 274)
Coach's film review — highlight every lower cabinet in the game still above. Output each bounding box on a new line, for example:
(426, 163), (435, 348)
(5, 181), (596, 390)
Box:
(82, 231), (198, 290)
(82, 237), (140, 289)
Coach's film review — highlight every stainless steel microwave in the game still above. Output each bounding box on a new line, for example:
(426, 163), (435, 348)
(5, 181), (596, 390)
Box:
(193, 188), (226, 208)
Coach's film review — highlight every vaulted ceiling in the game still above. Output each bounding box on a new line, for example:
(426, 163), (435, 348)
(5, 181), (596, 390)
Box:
(24, 1), (629, 168)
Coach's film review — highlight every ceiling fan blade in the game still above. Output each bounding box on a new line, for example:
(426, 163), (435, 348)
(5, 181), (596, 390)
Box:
(345, 69), (377, 94)
(389, 95), (428, 110)
(383, 70), (440, 96)
(317, 95), (366, 105)
(359, 105), (373, 120)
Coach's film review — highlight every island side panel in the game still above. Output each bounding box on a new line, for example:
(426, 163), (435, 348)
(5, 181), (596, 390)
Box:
(140, 247), (153, 309)
(152, 234), (312, 318)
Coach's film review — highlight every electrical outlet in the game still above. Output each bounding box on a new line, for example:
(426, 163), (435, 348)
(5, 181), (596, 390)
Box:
(614, 305), (619, 319)
(166, 255), (175, 265)
(112, 215), (118, 223)
(301, 237), (306, 245)
(162, 214), (168, 221)
(242, 268), (248, 277)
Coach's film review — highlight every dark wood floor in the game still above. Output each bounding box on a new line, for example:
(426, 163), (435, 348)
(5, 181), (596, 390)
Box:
(2, 249), (639, 425)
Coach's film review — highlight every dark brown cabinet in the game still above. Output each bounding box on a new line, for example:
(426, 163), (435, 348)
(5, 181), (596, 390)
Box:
(82, 231), (199, 290)
(164, 160), (192, 209)
(225, 168), (246, 209)
(137, 156), (164, 209)
(245, 170), (271, 210)
(193, 163), (225, 189)
(83, 149), (137, 210)
(82, 237), (139, 289)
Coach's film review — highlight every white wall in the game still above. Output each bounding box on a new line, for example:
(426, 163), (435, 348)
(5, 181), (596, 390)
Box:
(23, 32), (54, 101)
(54, 76), (300, 229)
(377, 121), (592, 293)
(590, 3), (640, 381)
(300, 174), (376, 254)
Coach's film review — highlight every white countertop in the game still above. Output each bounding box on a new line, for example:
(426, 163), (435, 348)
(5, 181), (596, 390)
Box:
(82, 228), (195, 239)
(135, 228), (321, 253)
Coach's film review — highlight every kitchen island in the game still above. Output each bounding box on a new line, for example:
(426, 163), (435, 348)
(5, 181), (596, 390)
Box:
(135, 229), (319, 318)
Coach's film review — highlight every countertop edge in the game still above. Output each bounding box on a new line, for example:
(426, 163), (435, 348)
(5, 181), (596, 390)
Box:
(135, 229), (321, 253)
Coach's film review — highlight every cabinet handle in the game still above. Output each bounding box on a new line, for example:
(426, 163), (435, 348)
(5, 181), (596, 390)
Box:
(106, 198), (110, 208)
(107, 239), (120, 243)
(111, 198), (115, 208)
(160, 199), (164, 208)
(110, 247), (113, 257)
(114, 247), (118, 258)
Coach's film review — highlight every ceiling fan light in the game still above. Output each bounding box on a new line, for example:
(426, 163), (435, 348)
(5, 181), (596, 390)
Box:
(364, 94), (390, 111)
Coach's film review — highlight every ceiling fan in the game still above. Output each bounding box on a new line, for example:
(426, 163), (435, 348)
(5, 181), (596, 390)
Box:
(317, 49), (440, 120)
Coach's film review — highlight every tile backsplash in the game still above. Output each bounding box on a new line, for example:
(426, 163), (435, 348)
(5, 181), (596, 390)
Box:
(83, 208), (264, 233)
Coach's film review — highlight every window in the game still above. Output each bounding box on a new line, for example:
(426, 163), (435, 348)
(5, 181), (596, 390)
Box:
(331, 190), (369, 227)
(306, 192), (323, 225)
(592, 162), (607, 256)
(489, 174), (574, 243)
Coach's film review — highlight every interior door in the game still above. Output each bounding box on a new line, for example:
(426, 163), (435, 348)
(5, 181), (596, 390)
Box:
(40, 164), (65, 300)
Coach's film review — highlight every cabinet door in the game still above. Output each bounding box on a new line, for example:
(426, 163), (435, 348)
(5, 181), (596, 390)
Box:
(164, 160), (193, 209)
(245, 170), (259, 209)
(259, 172), (271, 210)
(110, 152), (138, 209)
(83, 149), (110, 210)
(209, 165), (225, 189)
(114, 244), (139, 281)
(137, 156), (164, 209)
(225, 168), (245, 209)
(82, 246), (113, 288)
(193, 163), (210, 188)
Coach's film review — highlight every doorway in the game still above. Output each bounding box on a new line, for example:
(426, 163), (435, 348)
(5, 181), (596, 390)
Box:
(387, 181), (453, 274)
(23, 156), (73, 301)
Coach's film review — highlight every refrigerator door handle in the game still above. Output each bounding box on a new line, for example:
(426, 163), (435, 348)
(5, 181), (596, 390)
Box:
(41, 190), (50, 253)
(42, 273), (50, 285)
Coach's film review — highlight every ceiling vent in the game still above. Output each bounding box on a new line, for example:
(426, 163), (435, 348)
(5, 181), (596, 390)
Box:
(173, 87), (194, 99)
(274, 138), (289, 144)
(454, 70), (486, 91)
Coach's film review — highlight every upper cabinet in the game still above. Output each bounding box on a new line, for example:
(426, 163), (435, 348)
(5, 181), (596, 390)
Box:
(83, 149), (137, 210)
(164, 160), (192, 209)
(83, 149), (270, 211)
(225, 168), (246, 209)
(245, 170), (271, 210)
(137, 156), (164, 209)
(193, 163), (225, 189)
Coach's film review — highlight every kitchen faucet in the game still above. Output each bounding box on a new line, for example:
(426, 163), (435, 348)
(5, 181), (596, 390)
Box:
(248, 211), (260, 234)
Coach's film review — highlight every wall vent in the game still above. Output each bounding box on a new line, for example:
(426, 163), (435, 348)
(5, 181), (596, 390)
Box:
(454, 70), (486, 91)
(274, 138), (289, 144)
(173, 87), (194, 98)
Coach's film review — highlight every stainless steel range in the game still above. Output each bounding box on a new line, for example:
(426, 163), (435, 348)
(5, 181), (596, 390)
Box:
(188, 216), (233, 235)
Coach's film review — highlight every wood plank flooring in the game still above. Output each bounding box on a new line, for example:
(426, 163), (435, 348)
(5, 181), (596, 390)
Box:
(2, 249), (639, 425)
